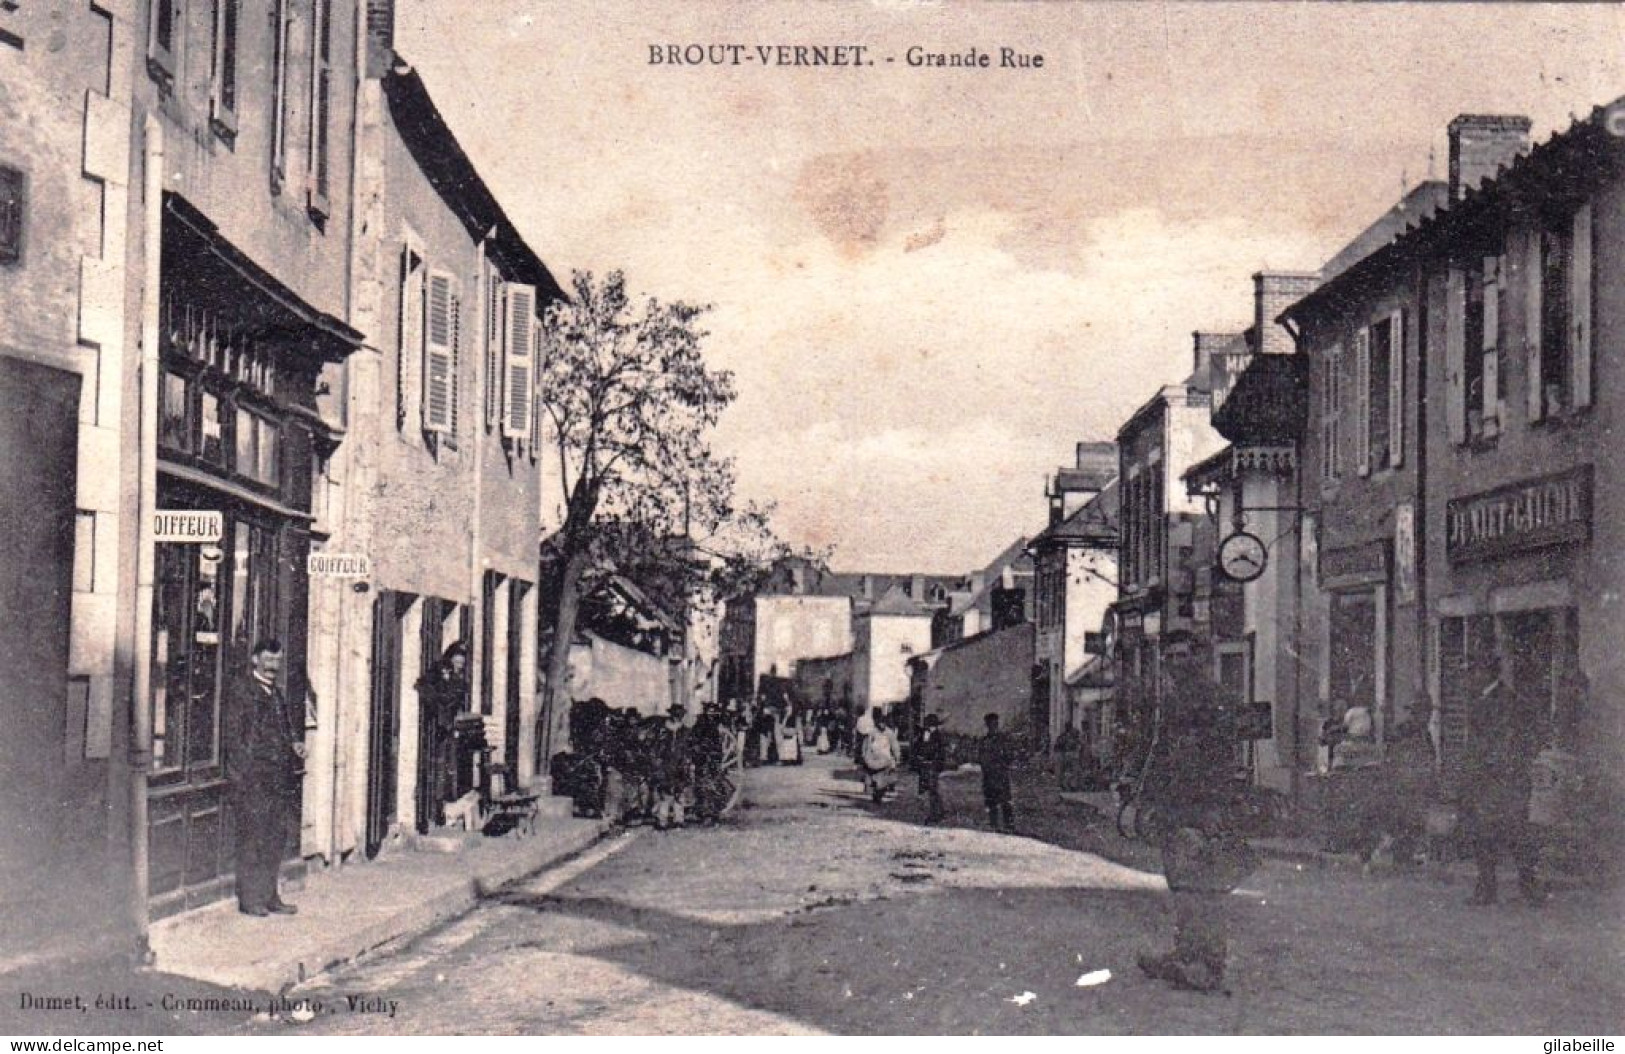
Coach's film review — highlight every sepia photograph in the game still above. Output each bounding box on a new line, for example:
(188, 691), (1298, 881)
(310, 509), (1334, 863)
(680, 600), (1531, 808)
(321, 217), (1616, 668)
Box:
(1, 0), (1623, 1039)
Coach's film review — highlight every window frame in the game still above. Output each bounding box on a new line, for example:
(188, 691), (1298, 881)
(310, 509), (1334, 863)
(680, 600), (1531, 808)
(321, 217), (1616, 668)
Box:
(208, 0), (241, 142)
(269, 0), (293, 190)
(147, 0), (180, 92)
(306, 0), (334, 221)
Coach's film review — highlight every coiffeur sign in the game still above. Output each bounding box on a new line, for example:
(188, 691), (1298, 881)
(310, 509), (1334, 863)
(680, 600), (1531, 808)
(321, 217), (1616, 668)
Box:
(1445, 465), (1592, 566)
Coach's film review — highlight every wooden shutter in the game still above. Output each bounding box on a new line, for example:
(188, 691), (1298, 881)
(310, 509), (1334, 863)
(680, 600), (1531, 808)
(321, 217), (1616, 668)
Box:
(1354, 327), (1371, 477)
(502, 284), (536, 439)
(529, 318), (542, 460)
(1482, 256), (1500, 437)
(1445, 267), (1466, 445)
(396, 244), (423, 431)
(1571, 202), (1593, 410)
(1525, 229), (1544, 422)
(423, 270), (455, 433)
(1388, 310), (1405, 468)
(486, 266), (504, 429)
(450, 292), (463, 437)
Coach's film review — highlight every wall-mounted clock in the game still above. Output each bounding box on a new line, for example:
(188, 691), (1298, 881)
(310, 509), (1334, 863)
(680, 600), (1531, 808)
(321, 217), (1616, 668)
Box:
(1218, 530), (1268, 583)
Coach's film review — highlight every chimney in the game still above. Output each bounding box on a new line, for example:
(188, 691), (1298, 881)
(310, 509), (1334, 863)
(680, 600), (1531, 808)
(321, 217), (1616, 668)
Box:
(1072, 441), (1117, 486)
(862, 574), (873, 600)
(1253, 272), (1319, 356)
(365, 0), (395, 78)
(911, 574), (926, 601)
(1448, 114), (1531, 201)
(1192, 332), (1239, 376)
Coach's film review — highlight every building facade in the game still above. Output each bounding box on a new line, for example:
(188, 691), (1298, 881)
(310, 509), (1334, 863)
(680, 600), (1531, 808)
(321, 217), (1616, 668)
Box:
(0, 0), (141, 961)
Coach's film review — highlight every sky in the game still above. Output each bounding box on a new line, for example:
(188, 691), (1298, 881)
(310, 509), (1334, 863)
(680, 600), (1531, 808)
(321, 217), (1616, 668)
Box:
(396, 1), (1625, 574)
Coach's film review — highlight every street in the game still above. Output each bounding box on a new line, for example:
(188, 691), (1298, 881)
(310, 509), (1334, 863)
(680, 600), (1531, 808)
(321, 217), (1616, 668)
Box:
(233, 756), (1623, 1036)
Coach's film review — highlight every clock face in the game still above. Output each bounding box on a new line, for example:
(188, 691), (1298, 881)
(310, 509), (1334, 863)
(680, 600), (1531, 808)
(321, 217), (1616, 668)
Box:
(1218, 531), (1268, 583)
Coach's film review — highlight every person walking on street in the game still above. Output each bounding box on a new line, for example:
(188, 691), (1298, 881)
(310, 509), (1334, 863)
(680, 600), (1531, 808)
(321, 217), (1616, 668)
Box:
(980, 713), (1016, 833)
(862, 710), (900, 803)
(224, 639), (306, 917)
(1463, 637), (1547, 907)
(914, 713), (947, 823)
(1135, 633), (1256, 994)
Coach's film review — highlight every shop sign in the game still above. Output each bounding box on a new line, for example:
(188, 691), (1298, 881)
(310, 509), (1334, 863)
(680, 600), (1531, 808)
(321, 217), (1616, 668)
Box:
(1446, 465), (1592, 566)
(308, 553), (372, 577)
(1394, 502), (1416, 606)
(153, 510), (222, 543)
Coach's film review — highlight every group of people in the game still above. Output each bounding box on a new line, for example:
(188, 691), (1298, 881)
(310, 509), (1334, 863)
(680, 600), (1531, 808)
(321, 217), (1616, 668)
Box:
(856, 707), (1019, 834)
(564, 699), (734, 830)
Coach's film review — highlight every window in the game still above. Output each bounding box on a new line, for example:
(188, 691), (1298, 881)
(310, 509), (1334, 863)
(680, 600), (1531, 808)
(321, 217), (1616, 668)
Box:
(1530, 204), (1594, 419)
(209, 0), (240, 140)
(234, 408), (280, 486)
(151, 519), (277, 776)
(1320, 343), (1342, 483)
(307, 0), (334, 219)
(502, 284), (536, 439)
(0, 165), (22, 265)
(484, 257), (504, 429)
(1363, 312), (1403, 468)
(147, 0), (179, 89)
(160, 370), (193, 452)
(269, 0), (292, 188)
(423, 271), (457, 434)
(396, 241), (424, 431)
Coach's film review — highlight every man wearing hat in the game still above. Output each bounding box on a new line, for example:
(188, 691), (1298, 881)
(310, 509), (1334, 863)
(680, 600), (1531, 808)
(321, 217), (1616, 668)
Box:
(652, 703), (691, 830)
(1136, 630), (1255, 993)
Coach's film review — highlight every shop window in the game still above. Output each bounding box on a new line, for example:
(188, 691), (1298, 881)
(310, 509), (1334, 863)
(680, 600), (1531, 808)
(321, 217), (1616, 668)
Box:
(199, 390), (225, 466)
(150, 539), (227, 775)
(0, 165), (23, 265)
(159, 370), (192, 452)
(234, 407), (280, 486)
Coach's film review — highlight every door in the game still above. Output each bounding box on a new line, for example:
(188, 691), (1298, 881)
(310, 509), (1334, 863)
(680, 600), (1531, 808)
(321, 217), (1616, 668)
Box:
(1328, 590), (1378, 718)
(415, 597), (450, 832)
(0, 357), (81, 946)
(365, 591), (406, 857)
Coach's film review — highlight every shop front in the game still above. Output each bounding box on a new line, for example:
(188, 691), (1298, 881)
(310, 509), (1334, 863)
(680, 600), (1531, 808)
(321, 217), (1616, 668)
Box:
(146, 197), (358, 917)
(1434, 466), (1593, 792)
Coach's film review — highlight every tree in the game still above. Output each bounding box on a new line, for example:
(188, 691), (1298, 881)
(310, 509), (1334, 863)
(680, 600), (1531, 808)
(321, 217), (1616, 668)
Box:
(536, 270), (766, 760)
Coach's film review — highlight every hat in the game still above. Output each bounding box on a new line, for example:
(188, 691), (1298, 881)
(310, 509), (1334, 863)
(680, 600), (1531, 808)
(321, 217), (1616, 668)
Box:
(668, 703), (688, 716)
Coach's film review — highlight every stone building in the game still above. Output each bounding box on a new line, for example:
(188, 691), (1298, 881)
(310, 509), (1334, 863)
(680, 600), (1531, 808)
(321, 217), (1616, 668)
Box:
(0, 0), (142, 962)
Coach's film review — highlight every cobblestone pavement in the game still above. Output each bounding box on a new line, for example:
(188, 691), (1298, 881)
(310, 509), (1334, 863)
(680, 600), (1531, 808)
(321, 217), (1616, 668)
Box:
(215, 754), (1625, 1036)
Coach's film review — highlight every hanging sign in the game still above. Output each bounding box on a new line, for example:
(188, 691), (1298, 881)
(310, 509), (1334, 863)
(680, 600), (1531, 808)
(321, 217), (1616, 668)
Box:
(308, 553), (373, 578)
(153, 510), (222, 543)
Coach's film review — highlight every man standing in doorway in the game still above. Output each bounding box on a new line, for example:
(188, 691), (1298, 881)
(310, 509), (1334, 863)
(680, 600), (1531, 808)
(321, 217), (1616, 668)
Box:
(1463, 630), (1547, 907)
(225, 639), (306, 917)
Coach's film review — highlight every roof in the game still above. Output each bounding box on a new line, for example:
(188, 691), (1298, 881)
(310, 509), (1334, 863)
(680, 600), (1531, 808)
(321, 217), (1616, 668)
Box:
(866, 583), (936, 617)
(1034, 478), (1119, 547)
(1211, 353), (1308, 444)
(950, 536), (1034, 616)
(1281, 96), (1625, 327)
(1066, 654), (1114, 690)
(382, 59), (566, 303)
(1320, 180), (1449, 281)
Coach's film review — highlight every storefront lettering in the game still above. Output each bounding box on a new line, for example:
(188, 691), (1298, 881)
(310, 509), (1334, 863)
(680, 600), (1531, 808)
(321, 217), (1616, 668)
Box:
(308, 553), (372, 578)
(153, 510), (223, 543)
(1446, 466), (1592, 565)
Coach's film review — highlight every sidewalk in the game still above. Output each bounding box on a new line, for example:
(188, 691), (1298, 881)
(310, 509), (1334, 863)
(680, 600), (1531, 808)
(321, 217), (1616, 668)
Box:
(149, 815), (608, 994)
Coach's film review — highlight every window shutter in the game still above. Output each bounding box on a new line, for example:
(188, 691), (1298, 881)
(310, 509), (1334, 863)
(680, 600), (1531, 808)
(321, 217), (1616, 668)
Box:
(1354, 327), (1371, 477)
(449, 292), (463, 437)
(486, 267), (504, 430)
(1571, 201), (1593, 410)
(529, 317), (542, 459)
(396, 244), (422, 431)
(502, 283), (536, 439)
(423, 270), (455, 433)
(1445, 267), (1466, 445)
(1388, 311), (1405, 468)
(1525, 230), (1544, 422)
(1482, 256), (1500, 437)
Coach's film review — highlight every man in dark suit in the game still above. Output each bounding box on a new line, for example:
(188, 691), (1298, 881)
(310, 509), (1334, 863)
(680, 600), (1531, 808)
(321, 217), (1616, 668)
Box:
(225, 639), (306, 917)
